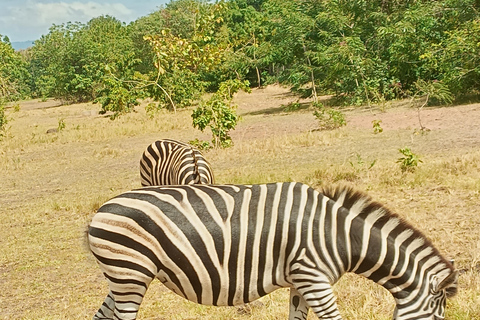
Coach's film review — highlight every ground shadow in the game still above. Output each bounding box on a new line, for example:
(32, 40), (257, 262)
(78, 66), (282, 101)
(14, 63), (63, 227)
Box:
(242, 101), (312, 116)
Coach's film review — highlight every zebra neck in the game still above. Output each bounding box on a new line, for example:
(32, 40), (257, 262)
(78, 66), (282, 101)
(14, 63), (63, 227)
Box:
(347, 225), (441, 300)
(318, 185), (452, 302)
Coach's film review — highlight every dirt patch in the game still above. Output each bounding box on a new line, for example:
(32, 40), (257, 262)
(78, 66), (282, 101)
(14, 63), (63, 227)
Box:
(7, 98), (63, 111)
(346, 103), (480, 131)
(232, 85), (480, 153)
(233, 85), (316, 140)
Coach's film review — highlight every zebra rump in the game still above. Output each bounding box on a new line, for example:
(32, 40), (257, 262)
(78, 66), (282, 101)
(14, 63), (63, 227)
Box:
(88, 182), (457, 320)
(139, 139), (214, 186)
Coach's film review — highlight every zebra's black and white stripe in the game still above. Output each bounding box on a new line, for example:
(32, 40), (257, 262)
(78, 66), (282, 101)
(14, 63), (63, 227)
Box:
(139, 139), (214, 186)
(88, 182), (458, 320)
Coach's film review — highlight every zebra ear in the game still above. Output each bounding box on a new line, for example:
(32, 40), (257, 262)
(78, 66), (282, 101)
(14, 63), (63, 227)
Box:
(434, 271), (459, 297)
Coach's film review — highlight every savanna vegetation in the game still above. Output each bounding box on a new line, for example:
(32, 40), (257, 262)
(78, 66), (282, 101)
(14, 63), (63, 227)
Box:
(2, 0), (480, 144)
(1, 85), (479, 319)
(1, 0), (480, 319)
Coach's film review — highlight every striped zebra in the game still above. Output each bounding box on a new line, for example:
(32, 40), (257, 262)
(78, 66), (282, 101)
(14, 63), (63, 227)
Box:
(88, 182), (458, 320)
(139, 139), (214, 186)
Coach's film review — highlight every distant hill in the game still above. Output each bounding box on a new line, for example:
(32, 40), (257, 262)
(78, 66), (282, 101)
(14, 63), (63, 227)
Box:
(11, 41), (35, 50)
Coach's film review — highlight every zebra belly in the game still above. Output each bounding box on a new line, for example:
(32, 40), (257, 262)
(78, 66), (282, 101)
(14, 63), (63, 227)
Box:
(155, 257), (285, 306)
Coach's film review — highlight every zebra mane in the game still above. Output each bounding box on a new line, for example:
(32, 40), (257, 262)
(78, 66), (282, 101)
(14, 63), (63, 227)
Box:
(321, 184), (455, 274)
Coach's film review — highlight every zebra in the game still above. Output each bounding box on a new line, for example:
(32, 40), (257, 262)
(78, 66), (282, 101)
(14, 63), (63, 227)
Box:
(139, 139), (214, 186)
(88, 182), (458, 320)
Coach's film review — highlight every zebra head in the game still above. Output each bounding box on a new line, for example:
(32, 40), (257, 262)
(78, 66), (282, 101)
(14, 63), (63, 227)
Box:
(393, 268), (458, 320)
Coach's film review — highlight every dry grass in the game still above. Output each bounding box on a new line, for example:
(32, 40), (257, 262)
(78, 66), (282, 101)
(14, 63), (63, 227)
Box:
(1, 91), (479, 319)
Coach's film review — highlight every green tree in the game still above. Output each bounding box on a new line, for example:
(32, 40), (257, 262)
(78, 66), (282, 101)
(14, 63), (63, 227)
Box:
(0, 35), (31, 102)
(94, 60), (142, 119)
(29, 16), (136, 104)
(192, 79), (250, 148)
(223, 0), (270, 87)
(438, 18), (480, 96)
(1, 35), (31, 133)
(128, 10), (167, 75)
(143, 1), (229, 111)
(29, 22), (84, 102)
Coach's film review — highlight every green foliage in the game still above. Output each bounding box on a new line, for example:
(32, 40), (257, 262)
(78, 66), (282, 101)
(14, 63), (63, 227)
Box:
(349, 153), (377, 173)
(397, 147), (423, 173)
(283, 101), (302, 112)
(222, 0), (271, 87)
(57, 118), (66, 132)
(14, 0), (480, 112)
(0, 35), (31, 102)
(29, 16), (136, 104)
(96, 79), (139, 119)
(419, 14), (480, 97)
(313, 103), (346, 130)
(0, 104), (6, 136)
(412, 79), (454, 106)
(141, 1), (229, 112)
(192, 79), (250, 148)
(189, 138), (212, 151)
(29, 22), (84, 102)
(0, 35), (30, 134)
(95, 62), (141, 119)
(250, 0), (479, 104)
(372, 120), (383, 134)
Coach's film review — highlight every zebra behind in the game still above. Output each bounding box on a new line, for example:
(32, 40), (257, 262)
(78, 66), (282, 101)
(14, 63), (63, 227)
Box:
(88, 182), (458, 320)
(139, 139), (214, 186)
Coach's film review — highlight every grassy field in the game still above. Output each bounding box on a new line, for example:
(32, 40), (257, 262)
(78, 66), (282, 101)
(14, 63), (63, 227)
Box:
(1, 85), (479, 319)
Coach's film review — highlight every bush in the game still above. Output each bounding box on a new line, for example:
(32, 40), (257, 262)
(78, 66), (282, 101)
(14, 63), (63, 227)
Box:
(192, 79), (250, 148)
(95, 72), (140, 119)
(313, 103), (346, 130)
(372, 120), (383, 134)
(397, 147), (423, 173)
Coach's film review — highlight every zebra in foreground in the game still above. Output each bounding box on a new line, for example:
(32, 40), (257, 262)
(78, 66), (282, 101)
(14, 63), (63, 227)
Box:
(88, 182), (458, 320)
(139, 139), (214, 186)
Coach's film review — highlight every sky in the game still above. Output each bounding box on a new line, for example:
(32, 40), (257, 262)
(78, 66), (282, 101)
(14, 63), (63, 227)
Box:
(0, 0), (169, 42)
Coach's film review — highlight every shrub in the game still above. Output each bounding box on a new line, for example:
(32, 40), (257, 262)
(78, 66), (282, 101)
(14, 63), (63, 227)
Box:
(397, 147), (423, 173)
(192, 79), (250, 148)
(57, 118), (66, 132)
(313, 103), (346, 130)
(372, 120), (383, 134)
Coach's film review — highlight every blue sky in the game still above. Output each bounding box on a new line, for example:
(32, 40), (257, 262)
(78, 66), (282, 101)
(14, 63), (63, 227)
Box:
(0, 0), (169, 42)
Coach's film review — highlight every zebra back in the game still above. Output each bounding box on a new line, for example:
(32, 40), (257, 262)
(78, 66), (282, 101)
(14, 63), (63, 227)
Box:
(139, 139), (214, 186)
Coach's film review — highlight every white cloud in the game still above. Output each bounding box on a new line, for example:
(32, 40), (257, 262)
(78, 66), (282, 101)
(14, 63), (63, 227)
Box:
(0, 1), (134, 41)
(35, 1), (133, 24)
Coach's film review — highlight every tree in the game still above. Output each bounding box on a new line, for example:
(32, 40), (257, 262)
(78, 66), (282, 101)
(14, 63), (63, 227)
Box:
(0, 35), (31, 102)
(223, 0), (270, 87)
(192, 79), (250, 148)
(1, 35), (31, 133)
(29, 16), (136, 104)
(29, 22), (84, 102)
(142, 1), (230, 111)
(437, 18), (480, 96)
(17, 0), (480, 113)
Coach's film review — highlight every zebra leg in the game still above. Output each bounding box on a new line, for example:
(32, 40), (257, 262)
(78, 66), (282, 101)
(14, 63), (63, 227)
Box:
(93, 291), (115, 320)
(289, 288), (309, 320)
(292, 280), (343, 320)
(93, 282), (149, 320)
